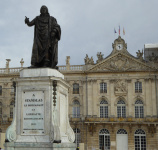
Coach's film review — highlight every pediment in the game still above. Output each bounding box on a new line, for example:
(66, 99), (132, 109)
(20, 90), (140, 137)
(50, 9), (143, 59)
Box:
(86, 52), (157, 72)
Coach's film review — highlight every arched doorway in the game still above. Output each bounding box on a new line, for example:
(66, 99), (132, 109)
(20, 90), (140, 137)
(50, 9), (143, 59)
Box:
(134, 129), (146, 150)
(73, 128), (81, 147)
(116, 129), (128, 150)
(99, 129), (110, 150)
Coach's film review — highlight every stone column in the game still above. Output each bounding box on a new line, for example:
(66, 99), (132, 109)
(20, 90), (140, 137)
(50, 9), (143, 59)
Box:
(109, 80), (115, 116)
(145, 79), (151, 116)
(5, 59), (11, 74)
(87, 80), (92, 115)
(66, 56), (70, 71)
(127, 79), (132, 116)
(151, 79), (156, 116)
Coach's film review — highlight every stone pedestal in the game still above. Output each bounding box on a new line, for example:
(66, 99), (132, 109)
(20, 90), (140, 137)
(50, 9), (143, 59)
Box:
(4, 68), (76, 150)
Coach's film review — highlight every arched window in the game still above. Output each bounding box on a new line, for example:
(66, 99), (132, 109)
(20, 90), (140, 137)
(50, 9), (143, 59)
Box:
(134, 129), (146, 150)
(100, 83), (107, 93)
(73, 83), (79, 94)
(116, 129), (128, 150)
(135, 82), (142, 93)
(100, 100), (108, 118)
(135, 100), (144, 118)
(99, 129), (110, 150)
(117, 129), (127, 134)
(73, 128), (81, 147)
(0, 102), (2, 117)
(10, 101), (15, 118)
(0, 86), (2, 96)
(72, 100), (80, 118)
(117, 100), (126, 118)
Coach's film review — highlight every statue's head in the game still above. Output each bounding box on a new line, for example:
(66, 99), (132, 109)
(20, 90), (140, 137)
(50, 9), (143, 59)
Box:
(40, 5), (49, 15)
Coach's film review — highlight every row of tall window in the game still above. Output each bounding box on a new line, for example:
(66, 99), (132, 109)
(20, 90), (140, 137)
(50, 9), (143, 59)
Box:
(0, 101), (15, 118)
(72, 81), (142, 94)
(100, 100), (144, 118)
(72, 100), (144, 118)
(0, 85), (14, 96)
(100, 82), (142, 93)
(73, 128), (146, 150)
(99, 128), (146, 150)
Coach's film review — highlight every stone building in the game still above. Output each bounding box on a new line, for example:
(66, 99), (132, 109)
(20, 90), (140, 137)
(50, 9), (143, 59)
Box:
(0, 36), (158, 150)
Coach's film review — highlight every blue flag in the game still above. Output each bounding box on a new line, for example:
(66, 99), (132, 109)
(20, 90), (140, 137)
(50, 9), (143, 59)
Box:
(114, 28), (117, 33)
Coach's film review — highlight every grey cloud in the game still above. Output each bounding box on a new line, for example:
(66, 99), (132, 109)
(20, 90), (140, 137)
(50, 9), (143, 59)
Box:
(0, 0), (158, 68)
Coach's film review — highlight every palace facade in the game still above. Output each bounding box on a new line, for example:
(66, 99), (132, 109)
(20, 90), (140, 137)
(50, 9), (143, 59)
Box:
(0, 36), (158, 150)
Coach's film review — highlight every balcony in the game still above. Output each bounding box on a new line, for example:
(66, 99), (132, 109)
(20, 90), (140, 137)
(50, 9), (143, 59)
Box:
(100, 90), (107, 93)
(85, 116), (158, 123)
(73, 90), (79, 94)
(69, 114), (84, 121)
(135, 90), (142, 93)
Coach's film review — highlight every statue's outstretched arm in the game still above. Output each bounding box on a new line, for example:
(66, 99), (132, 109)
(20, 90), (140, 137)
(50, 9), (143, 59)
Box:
(25, 16), (35, 27)
(27, 19), (35, 27)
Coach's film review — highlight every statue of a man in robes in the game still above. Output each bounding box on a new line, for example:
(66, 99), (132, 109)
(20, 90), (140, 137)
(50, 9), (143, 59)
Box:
(25, 5), (61, 69)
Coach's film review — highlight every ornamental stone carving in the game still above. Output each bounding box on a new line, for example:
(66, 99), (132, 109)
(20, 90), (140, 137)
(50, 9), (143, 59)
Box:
(6, 59), (11, 68)
(136, 50), (144, 61)
(84, 54), (94, 65)
(148, 52), (158, 62)
(20, 58), (24, 67)
(114, 80), (127, 96)
(67, 127), (75, 142)
(5, 106), (17, 142)
(88, 53), (156, 72)
(66, 56), (70, 65)
(111, 36), (128, 56)
(96, 52), (104, 63)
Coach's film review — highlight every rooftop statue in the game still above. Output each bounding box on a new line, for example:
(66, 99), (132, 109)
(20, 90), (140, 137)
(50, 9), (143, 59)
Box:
(25, 5), (61, 69)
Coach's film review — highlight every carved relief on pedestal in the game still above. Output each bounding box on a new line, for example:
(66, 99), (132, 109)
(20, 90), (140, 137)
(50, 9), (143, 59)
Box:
(114, 80), (127, 96)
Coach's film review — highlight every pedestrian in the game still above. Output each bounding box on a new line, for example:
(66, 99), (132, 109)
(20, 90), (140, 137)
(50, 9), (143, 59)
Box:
(76, 147), (79, 150)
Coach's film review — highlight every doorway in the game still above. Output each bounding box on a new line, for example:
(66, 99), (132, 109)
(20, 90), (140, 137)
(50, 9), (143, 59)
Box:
(116, 129), (128, 150)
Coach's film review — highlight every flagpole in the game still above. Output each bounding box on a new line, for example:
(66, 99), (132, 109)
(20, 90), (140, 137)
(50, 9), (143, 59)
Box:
(114, 28), (117, 39)
(119, 24), (120, 37)
(123, 27), (125, 41)
(123, 27), (124, 39)
(114, 28), (115, 40)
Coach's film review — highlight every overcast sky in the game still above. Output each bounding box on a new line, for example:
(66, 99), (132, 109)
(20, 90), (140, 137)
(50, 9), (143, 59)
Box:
(0, 0), (158, 68)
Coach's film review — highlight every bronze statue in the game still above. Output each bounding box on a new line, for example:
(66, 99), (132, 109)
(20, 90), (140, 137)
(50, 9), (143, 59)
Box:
(25, 5), (61, 69)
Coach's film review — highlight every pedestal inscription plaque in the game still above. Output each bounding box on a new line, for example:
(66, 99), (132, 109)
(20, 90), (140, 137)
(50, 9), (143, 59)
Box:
(23, 91), (44, 135)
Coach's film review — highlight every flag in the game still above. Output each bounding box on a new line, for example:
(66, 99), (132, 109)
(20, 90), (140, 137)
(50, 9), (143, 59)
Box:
(114, 28), (117, 33)
(119, 25), (120, 35)
(123, 27), (125, 35)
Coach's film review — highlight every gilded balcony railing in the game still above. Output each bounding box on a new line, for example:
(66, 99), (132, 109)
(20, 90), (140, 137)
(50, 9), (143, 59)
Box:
(85, 117), (158, 123)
